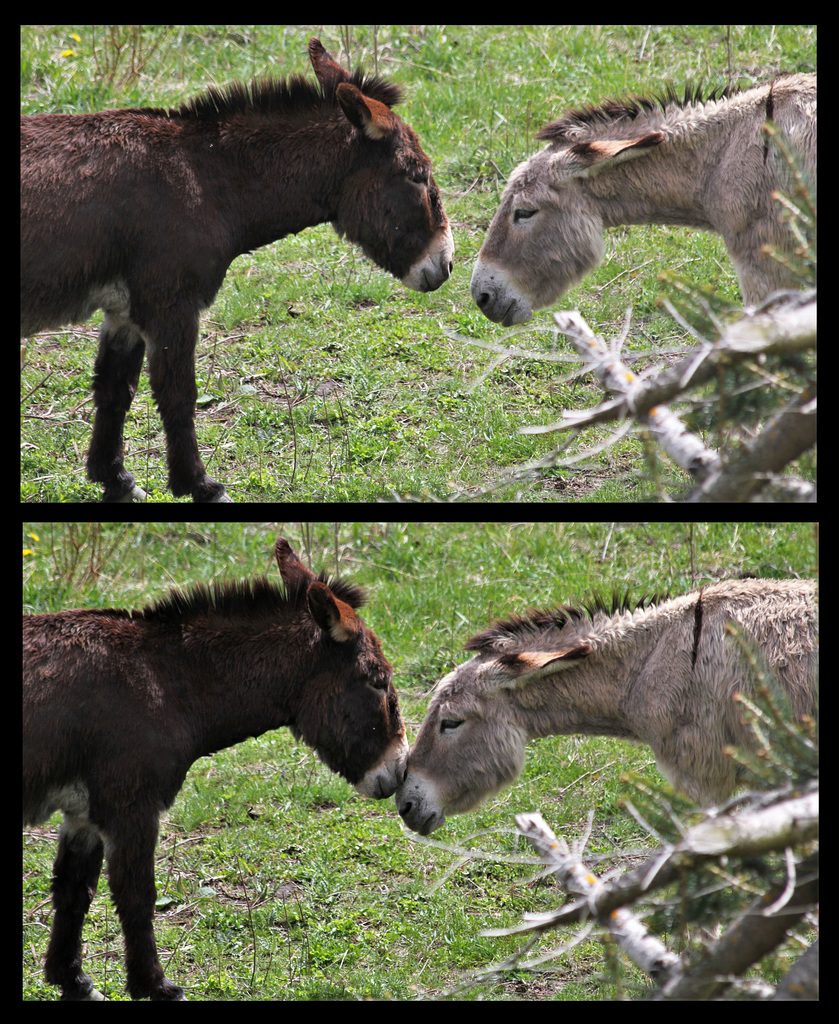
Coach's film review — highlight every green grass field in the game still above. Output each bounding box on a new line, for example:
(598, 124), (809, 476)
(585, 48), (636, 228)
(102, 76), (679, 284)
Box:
(23, 523), (817, 998)
(20, 26), (816, 502)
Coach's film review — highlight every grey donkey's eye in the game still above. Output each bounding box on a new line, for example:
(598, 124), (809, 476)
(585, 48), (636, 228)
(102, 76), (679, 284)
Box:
(440, 718), (463, 733)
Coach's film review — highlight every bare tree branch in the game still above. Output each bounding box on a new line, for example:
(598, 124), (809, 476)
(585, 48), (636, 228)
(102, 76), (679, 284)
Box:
(538, 293), (815, 500)
(495, 787), (818, 998)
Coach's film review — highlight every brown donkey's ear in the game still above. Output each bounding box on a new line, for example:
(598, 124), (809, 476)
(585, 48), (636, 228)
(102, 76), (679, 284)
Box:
(497, 645), (594, 686)
(308, 38), (349, 88)
(307, 581), (361, 643)
(336, 83), (397, 140)
(275, 537), (316, 587)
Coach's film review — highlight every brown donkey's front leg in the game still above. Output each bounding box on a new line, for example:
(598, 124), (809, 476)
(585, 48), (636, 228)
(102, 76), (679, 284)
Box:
(106, 815), (186, 1000)
(44, 816), (106, 1000)
(144, 308), (232, 503)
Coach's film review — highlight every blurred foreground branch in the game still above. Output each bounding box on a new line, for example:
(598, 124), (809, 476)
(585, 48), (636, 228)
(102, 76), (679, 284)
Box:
(489, 790), (818, 1000)
(539, 292), (815, 502)
(481, 654), (820, 998)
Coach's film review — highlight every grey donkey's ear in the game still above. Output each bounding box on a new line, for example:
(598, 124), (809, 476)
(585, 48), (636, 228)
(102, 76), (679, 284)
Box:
(551, 131), (665, 177)
(495, 644), (594, 688)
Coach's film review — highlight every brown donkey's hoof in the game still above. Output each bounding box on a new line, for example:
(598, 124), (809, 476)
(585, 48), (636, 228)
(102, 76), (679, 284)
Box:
(102, 483), (148, 502)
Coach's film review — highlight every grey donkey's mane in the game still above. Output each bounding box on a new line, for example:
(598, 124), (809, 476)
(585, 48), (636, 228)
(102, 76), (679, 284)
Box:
(535, 80), (750, 144)
(464, 589), (672, 654)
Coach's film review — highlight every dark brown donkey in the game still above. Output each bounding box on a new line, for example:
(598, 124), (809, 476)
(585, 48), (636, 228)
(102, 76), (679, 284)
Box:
(23, 537), (407, 1000)
(21, 38), (454, 502)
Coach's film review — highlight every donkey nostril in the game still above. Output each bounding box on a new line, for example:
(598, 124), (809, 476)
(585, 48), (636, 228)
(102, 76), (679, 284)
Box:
(477, 291), (491, 309)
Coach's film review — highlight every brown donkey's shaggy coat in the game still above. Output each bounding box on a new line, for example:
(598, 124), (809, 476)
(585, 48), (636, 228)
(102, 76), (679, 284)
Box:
(24, 538), (407, 999)
(21, 39), (453, 502)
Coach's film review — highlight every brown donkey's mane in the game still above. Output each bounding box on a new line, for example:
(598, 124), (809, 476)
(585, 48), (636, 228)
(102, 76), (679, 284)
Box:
(141, 573), (367, 624)
(73, 574), (367, 627)
(163, 70), (402, 124)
